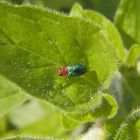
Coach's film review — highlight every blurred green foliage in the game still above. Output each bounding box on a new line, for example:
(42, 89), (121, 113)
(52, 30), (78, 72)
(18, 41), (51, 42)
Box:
(6, 0), (120, 20)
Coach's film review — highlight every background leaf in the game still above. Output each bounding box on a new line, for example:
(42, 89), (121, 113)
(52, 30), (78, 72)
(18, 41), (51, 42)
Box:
(125, 44), (140, 66)
(114, 108), (140, 140)
(0, 75), (30, 117)
(119, 65), (140, 112)
(5, 0), (120, 20)
(1, 99), (70, 139)
(115, 0), (140, 48)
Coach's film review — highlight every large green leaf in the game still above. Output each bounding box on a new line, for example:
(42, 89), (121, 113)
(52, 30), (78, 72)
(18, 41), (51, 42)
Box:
(70, 3), (125, 61)
(0, 75), (30, 117)
(0, 2), (118, 121)
(115, 0), (140, 47)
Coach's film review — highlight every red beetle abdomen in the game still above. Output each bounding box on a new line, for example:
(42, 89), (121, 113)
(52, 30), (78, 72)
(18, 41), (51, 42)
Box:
(58, 66), (68, 76)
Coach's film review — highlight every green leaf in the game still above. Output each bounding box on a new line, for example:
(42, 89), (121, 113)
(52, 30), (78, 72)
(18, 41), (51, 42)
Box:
(67, 93), (118, 122)
(114, 108), (140, 140)
(70, 3), (125, 61)
(105, 118), (124, 140)
(115, 0), (140, 46)
(83, 0), (120, 20)
(125, 44), (140, 66)
(8, 99), (46, 128)
(0, 116), (7, 133)
(0, 2), (118, 121)
(62, 114), (80, 130)
(2, 135), (60, 140)
(4, 99), (69, 139)
(119, 65), (140, 112)
(0, 75), (30, 117)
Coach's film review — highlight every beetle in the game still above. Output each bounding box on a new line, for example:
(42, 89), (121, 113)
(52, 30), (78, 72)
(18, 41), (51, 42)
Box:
(58, 64), (87, 77)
